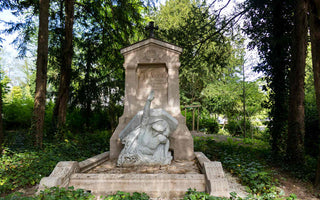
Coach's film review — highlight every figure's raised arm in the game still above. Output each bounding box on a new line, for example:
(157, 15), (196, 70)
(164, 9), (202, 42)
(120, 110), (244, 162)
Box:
(147, 90), (154, 101)
(141, 91), (154, 126)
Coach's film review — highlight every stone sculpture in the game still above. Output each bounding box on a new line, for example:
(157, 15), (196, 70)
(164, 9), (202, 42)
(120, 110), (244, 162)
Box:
(117, 91), (178, 166)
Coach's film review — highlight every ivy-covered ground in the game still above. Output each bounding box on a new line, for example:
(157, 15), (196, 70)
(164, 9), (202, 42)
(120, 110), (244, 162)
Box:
(194, 135), (320, 200)
(1, 132), (319, 199)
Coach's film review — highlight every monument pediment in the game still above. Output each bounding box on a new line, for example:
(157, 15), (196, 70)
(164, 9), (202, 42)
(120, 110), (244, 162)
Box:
(121, 38), (183, 55)
(120, 38), (182, 65)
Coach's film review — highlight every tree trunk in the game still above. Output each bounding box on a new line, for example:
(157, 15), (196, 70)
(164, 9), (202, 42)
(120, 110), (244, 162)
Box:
(309, 0), (320, 187)
(287, 0), (308, 164)
(54, 0), (74, 128)
(32, 0), (50, 148)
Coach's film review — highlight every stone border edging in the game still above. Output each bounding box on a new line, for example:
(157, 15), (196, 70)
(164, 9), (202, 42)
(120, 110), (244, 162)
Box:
(37, 152), (110, 194)
(195, 152), (230, 197)
(79, 152), (109, 172)
(37, 161), (80, 194)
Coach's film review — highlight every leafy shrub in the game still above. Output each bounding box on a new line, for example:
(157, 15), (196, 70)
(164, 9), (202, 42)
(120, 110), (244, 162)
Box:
(103, 191), (149, 200)
(183, 188), (229, 200)
(2, 99), (54, 132)
(37, 187), (94, 200)
(3, 99), (34, 129)
(183, 110), (219, 134)
(201, 117), (219, 134)
(226, 119), (257, 137)
(0, 187), (94, 200)
(66, 105), (123, 132)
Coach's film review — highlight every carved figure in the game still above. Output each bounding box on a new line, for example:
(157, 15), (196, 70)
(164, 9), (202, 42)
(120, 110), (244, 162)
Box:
(117, 91), (178, 166)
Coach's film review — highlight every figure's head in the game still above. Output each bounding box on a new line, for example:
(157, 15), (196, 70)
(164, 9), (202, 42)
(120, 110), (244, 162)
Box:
(151, 119), (169, 133)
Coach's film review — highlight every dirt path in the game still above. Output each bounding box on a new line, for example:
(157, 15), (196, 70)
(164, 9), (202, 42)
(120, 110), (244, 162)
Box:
(276, 172), (319, 200)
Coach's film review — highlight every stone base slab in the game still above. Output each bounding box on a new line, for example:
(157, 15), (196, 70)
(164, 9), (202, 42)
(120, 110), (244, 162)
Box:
(69, 173), (205, 199)
(38, 151), (230, 199)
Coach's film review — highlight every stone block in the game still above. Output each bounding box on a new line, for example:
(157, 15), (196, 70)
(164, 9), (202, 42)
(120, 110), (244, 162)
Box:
(206, 178), (230, 197)
(203, 161), (229, 197)
(204, 161), (225, 179)
(39, 177), (65, 188)
(69, 173), (205, 199)
(38, 161), (80, 193)
(194, 152), (211, 173)
(79, 152), (109, 172)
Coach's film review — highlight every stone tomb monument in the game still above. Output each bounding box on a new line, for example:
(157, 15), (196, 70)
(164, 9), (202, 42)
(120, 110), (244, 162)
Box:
(38, 32), (230, 199)
(110, 37), (194, 161)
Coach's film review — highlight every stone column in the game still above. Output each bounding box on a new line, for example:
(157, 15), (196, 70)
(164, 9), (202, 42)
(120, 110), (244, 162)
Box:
(110, 64), (136, 160)
(124, 64), (137, 117)
(166, 63), (194, 161)
(167, 62), (181, 116)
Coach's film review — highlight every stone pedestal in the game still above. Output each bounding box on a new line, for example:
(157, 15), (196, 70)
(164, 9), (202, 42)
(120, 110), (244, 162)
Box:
(39, 152), (230, 199)
(110, 38), (194, 161)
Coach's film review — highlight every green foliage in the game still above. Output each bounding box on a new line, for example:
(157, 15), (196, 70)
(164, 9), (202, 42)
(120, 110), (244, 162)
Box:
(66, 105), (123, 132)
(153, 0), (244, 108)
(304, 46), (319, 157)
(194, 137), (278, 196)
(183, 110), (219, 134)
(0, 130), (111, 194)
(243, 0), (294, 157)
(183, 188), (229, 200)
(202, 78), (267, 135)
(103, 191), (149, 200)
(194, 136), (317, 199)
(0, 187), (94, 200)
(226, 119), (259, 137)
(3, 98), (33, 129)
(1, 75), (10, 97)
(2, 97), (53, 131)
(62, 0), (144, 131)
(37, 187), (94, 200)
(201, 117), (219, 134)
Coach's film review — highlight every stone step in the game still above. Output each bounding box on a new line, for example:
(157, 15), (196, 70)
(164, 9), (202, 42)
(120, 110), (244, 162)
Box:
(69, 173), (206, 199)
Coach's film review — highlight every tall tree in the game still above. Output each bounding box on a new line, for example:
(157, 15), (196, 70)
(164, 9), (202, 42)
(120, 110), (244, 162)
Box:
(0, 57), (3, 154)
(67, 0), (143, 131)
(243, 0), (294, 157)
(309, 0), (320, 186)
(53, 0), (75, 128)
(287, 0), (308, 164)
(32, 0), (50, 148)
(154, 0), (244, 106)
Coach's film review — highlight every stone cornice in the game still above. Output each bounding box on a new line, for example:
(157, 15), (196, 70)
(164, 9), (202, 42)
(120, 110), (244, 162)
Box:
(121, 38), (183, 55)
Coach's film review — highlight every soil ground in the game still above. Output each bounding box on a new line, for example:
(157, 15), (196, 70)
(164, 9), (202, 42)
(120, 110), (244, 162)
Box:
(276, 172), (319, 200)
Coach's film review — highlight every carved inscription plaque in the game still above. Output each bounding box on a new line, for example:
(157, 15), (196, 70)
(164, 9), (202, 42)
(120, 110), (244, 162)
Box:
(137, 65), (168, 108)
